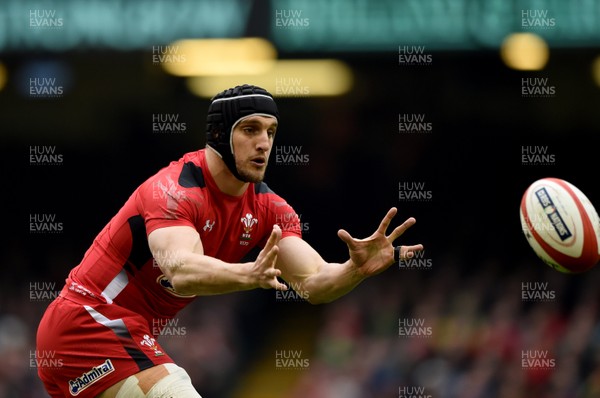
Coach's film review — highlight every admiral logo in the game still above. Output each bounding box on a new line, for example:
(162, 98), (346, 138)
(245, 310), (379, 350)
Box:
(68, 359), (114, 396)
(534, 187), (572, 241)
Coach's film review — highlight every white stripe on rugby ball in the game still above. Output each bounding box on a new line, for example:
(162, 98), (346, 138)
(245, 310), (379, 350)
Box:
(520, 177), (600, 273)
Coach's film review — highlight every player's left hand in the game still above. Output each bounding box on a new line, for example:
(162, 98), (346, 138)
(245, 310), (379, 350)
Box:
(337, 207), (423, 277)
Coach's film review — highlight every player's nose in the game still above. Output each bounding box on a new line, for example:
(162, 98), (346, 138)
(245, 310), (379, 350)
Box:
(255, 129), (272, 152)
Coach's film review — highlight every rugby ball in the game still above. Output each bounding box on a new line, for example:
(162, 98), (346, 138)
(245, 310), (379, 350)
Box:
(520, 177), (600, 273)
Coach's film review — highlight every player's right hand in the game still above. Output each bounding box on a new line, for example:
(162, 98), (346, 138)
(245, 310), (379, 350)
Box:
(251, 225), (288, 291)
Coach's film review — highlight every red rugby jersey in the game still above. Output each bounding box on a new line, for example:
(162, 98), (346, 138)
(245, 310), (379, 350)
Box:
(64, 149), (301, 324)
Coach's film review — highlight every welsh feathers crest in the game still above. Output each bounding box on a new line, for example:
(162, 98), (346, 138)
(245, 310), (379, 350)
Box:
(241, 213), (258, 233)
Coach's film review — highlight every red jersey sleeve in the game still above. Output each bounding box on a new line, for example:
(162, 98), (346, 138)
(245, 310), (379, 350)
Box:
(276, 202), (302, 239)
(263, 192), (302, 240)
(136, 170), (203, 235)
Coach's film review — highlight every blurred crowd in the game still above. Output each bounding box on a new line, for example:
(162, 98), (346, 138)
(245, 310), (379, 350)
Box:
(289, 256), (600, 398)
(2, 253), (600, 398)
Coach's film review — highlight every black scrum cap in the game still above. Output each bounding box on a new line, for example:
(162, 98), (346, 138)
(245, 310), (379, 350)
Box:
(206, 84), (279, 181)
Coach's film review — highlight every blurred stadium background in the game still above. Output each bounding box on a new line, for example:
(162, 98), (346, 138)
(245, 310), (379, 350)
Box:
(1, 0), (600, 397)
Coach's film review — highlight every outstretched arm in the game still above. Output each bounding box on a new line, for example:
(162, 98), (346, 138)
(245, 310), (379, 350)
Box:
(276, 207), (423, 304)
(148, 225), (288, 296)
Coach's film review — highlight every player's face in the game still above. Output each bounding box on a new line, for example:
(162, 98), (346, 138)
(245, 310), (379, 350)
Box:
(232, 115), (277, 183)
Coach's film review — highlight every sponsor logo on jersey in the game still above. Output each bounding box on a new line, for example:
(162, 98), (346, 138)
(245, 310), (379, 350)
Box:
(156, 275), (195, 298)
(140, 334), (164, 357)
(68, 359), (114, 396)
(240, 213), (258, 245)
